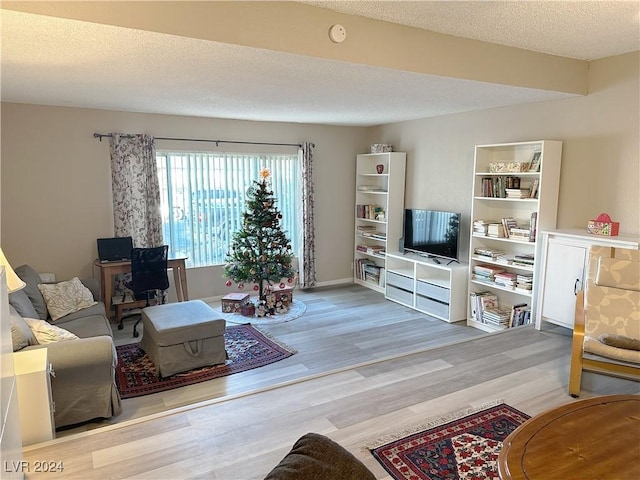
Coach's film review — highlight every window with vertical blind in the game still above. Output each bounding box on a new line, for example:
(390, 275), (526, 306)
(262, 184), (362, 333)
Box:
(156, 151), (300, 268)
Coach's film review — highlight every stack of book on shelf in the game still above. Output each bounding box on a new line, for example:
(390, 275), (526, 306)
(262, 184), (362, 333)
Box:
(356, 244), (385, 257)
(354, 259), (385, 287)
(469, 291), (498, 323)
(512, 253), (535, 268)
(357, 225), (377, 233)
(515, 273), (534, 293)
(356, 204), (384, 220)
(473, 219), (494, 236)
(495, 253), (515, 265)
(357, 185), (385, 192)
(505, 188), (530, 199)
(494, 271), (517, 289)
(483, 307), (513, 328)
(359, 230), (386, 240)
(509, 303), (531, 327)
(474, 247), (505, 261)
(509, 226), (532, 242)
(487, 223), (506, 238)
(472, 264), (505, 284)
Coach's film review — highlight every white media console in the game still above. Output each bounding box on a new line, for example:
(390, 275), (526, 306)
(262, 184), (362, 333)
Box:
(385, 251), (468, 323)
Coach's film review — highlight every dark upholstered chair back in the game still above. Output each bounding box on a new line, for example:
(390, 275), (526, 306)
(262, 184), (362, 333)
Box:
(131, 246), (170, 298)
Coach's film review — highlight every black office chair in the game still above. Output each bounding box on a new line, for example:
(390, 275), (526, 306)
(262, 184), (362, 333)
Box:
(123, 245), (170, 337)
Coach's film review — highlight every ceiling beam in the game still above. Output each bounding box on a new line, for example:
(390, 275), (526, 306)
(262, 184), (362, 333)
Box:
(2, 1), (588, 95)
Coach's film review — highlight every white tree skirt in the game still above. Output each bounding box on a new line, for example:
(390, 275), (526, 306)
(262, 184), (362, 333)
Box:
(213, 299), (306, 325)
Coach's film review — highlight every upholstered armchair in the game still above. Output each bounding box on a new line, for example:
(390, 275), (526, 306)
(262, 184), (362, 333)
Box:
(569, 246), (640, 397)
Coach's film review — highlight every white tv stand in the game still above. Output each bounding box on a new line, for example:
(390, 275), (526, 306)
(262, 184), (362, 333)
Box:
(385, 251), (468, 323)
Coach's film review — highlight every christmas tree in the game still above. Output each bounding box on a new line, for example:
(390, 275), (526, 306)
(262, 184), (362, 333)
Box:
(223, 169), (296, 303)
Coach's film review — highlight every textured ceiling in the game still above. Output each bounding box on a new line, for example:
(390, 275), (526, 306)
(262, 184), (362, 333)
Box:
(1, 1), (638, 127)
(303, 0), (640, 61)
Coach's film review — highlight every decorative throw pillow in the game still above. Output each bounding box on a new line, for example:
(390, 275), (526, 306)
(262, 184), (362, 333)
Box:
(23, 318), (79, 344)
(37, 277), (97, 321)
(15, 264), (48, 320)
(599, 333), (640, 351)
(8, 288), (39, 319)
(9, 305), (37, 351)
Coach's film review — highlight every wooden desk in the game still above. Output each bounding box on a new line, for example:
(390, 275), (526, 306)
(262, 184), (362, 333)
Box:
(498, 395), (640, 480)
(94, 258), (189, 316)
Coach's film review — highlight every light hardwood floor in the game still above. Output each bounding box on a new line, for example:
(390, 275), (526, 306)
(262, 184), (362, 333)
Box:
(21, 285), (639, 479)
(70, 284), (486, 431)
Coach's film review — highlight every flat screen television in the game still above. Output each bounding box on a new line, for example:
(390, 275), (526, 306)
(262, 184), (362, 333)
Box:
(403, 209), (461, 264)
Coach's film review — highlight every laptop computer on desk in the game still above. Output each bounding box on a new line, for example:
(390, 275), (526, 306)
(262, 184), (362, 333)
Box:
(97, 236), (133, 263)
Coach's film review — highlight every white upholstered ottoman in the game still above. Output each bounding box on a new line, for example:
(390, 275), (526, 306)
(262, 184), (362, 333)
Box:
(139, 300), (226, 377)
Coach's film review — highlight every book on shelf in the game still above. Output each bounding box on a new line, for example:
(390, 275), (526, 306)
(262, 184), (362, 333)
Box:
(356, 204), (384, 220)
(515, 273), (533, 292)
(529, 179), (539, 199)
(505, 188), (531, 199)
(501, 217), (518, 238)
(529, 211), (538, 242)
(473, 220), (501, 236)
(473, 264), (505, 280)
(356, 244), (386, 256)
(469, 291), (498, 323)
(494, 272), (517, 289)
(355, 259), (386, 287)
(509, 227), (532, 242)
(482, 307), (512, 328)
(487, 223), (506, 238)
(360, 230), (386, 240)
(509, 303), (531, 328)
(474, 247), (505, 260)
(357, 185), (386, 192)
(495, 254), (515, 265)
(513, 253), (535, 267)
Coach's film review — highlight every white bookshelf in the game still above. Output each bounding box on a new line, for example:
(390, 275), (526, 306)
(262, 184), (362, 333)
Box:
(354, 152), (406, 293)
(467, 140), (562, 332)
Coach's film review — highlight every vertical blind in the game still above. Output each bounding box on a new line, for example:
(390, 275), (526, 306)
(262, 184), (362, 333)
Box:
(157, 152), (300, 267)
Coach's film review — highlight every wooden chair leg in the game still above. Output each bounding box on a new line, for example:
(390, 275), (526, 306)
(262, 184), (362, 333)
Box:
(569, 291), (586, 397)
(116, 304), (125, 330)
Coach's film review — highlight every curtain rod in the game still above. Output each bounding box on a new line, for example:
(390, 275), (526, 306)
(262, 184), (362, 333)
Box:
(93, 133), (302, 148)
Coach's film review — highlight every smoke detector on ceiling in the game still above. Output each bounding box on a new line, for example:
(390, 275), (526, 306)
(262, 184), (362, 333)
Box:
(329, 24), (346, 43)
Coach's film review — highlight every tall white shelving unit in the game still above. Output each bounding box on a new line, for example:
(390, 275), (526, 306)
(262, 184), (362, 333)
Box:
(467, 140), (562, 332)
(354, 152), (406, 293)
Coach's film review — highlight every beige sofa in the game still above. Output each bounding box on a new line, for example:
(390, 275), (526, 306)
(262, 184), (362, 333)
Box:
(8, 265), (122, 428)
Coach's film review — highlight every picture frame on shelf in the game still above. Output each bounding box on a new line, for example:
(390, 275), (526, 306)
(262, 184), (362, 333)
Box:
(528, 151), (542, 172)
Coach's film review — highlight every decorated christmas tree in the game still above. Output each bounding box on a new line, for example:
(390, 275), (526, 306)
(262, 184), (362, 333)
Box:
(223, 169), (296, 304)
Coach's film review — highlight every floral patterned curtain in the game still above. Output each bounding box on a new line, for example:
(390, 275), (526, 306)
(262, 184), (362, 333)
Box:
(109, 133), (163, 247)
(299, 142), (316, 288)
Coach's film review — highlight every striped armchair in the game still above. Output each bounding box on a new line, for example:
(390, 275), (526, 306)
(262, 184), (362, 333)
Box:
(569, 245), (640, 397)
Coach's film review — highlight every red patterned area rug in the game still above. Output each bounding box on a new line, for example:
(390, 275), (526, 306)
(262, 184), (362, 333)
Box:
(115, 324), (296, 399)
(367, 402), (530, 480)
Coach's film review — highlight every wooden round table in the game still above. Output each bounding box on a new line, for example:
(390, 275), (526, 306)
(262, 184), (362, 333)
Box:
(498, 394), (640, 480)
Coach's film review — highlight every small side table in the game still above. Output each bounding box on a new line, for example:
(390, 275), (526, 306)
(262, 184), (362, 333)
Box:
(498, 394), (640, 480)
(13, 349), (56, 445)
